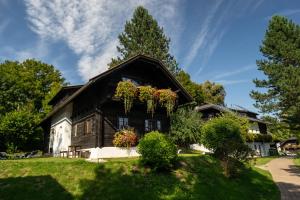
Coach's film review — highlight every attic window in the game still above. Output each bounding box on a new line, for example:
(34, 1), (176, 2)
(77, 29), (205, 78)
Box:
(122, 77), (140, 86)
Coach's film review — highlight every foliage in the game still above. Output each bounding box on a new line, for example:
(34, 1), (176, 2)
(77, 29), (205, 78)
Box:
(0, 108), (43, 152)
(109, 6), (179, 74)
(137, 131), (178, 170)
(261, 115), (293, 141)
(176, 70), (205, 105)
(0, 59), (65, 151)
(155, 89), (177, 116)
(0, 59), (65, 117)
(114, 80), (137, 114)
(138, 86), (156, 116)
(201, 115), (251, 177)
(222, 112), (249, 141)
(201, 81), (226, 105)
(250, 16), (300, 133)
(246, 133), (273, 143)
(113, 129), (138, 148)
(170, 108), (203, 147)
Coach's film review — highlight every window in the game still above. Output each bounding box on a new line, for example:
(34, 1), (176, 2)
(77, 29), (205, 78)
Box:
(118, 117), (129, 130)
(73, 124), (77, 137)
(122, 77), (140, 86)
(85, 119), (92, 134)
(145, 119), (162, 132)
(77, 122), (85, 136)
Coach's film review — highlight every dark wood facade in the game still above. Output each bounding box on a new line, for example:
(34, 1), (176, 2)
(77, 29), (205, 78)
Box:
(43, 55), (192, 150)
(196, 104), (268, 134)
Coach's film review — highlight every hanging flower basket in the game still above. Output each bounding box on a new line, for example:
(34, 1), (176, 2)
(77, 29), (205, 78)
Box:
(155, 89), (177, 116)
(138, 85), (156, 116)
(114, 80), (137, 114)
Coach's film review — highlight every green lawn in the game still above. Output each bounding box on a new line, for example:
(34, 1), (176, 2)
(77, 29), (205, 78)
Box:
(295, 158), (300, 166)
(251, 156), (278, 166)
(0, 155), (279, 200)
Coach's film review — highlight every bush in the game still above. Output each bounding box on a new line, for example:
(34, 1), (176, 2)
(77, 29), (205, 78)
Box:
(170, 108), (202, 148)
(137, 131), (177, 170)
(201, 115), (251, 177)
(0, 109), (43, 152)
(112, 129), (138, 148)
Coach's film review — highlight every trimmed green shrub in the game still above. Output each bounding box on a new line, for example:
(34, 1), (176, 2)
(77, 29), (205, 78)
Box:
(137, 131), (177, 170)
(201, 115), (251, 177)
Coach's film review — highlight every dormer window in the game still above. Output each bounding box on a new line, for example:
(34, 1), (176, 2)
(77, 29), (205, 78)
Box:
(122, 77), (141, 86)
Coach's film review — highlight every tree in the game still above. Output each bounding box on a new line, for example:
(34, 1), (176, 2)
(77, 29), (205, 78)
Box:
(109, 6), (179, 74)
(170, 108), (202, 148)
(0, 59), (65, 116)
(201, 115), (251, 177)
(261, 116), (293, 141)
(0, 59), (66, 151)
(0, 108), (42, 152)
(176, 70), (205, 105)
(201, 81), (226, 105)
(250, 16), (300, 132)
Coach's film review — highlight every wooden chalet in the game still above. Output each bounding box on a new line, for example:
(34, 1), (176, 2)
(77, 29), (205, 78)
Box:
(194, 104), (273, 156)
(41, 55), (193, 158)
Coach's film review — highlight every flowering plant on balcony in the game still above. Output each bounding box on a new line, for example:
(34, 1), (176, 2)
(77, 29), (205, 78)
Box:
(114, 80), (137, 114)
(138, 85), (156, 116)
(155, 89), (177, 116)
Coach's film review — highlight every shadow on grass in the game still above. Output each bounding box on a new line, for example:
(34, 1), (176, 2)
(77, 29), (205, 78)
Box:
(79, 164), (182, 200)
(79, 156), (280, 200)
(0, 175), (73, 200)
(0, 156), (280, 200)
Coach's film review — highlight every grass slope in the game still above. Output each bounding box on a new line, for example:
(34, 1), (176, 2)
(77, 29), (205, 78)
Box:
(295, 158), (300, 166)
(251, 156), (278, 166)
(0, 155), (279, 200)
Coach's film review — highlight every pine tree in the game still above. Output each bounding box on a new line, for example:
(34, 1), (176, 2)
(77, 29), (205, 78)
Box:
(251, 16), (300, 131)
(109, 6), (179, 74)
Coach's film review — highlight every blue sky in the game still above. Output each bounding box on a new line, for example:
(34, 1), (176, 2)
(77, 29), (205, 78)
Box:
(0, 0), (300, 112)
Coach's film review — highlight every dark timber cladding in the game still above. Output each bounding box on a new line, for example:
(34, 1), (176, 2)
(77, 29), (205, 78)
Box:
(42, 55), (193, 149)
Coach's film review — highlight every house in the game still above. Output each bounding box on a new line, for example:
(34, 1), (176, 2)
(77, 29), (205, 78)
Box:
(192, 104), (273, 157)
(41, 55), (193, 159)
(279, 137), (300, 152)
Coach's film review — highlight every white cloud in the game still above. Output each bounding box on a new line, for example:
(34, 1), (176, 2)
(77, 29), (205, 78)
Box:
(212, 64), (255, 79)
(265, 9), (300, 20)
(214, 79), (249, 85)
(24, 0), (183, 81)
(0, 39), (49, 61)
(0, 19), (9, 33)
(183, 0), (223, 69)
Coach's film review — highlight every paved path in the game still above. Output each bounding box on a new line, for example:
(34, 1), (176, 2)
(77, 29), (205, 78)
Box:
(260, 157), (300, 200)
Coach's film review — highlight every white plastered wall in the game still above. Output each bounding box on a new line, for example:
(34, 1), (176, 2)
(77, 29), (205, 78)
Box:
(247, 142), (271, 157)
(87, 147), (140, 159)
(190, 142), (271, 157)
(49, 103), (73, 156)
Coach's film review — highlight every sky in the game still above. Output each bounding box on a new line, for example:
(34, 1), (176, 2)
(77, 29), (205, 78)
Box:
(0, 0), (300, 112)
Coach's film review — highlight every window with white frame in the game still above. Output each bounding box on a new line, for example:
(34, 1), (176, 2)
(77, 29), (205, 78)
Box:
(145, 119), (162, 132)
(118, 117), (129, 130)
